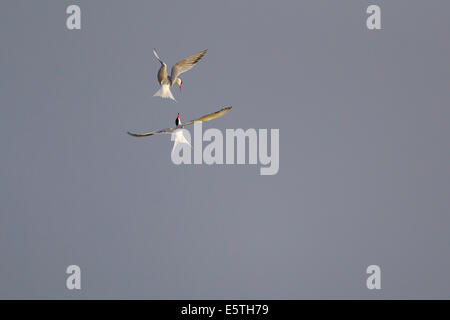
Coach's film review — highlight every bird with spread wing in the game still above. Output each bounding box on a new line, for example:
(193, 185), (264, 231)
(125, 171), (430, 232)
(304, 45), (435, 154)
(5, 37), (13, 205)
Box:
(152, 48), (207, 101)
(127, 106), (232, 152)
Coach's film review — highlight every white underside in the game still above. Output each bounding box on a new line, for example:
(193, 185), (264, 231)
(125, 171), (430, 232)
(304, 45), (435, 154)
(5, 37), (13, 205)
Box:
(153, 84), (176, 101)
(172, 129), (191, 153)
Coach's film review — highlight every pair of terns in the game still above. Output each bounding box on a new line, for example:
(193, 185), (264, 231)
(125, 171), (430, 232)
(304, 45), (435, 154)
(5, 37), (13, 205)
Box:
(127, 48), (232, 151)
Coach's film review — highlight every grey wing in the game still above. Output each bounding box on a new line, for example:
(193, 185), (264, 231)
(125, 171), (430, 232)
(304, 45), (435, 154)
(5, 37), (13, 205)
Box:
(182, 106), (232, 127)
(157, 64), (168, 85)
(170, 49), (207, 81)
(127, 126), (176, 137)
(153, 48), (165, 65)
(154, 49), (169, 84)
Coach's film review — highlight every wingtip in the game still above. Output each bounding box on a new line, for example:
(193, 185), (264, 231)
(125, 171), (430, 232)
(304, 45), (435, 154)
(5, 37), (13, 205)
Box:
(153, 48), (160, 60)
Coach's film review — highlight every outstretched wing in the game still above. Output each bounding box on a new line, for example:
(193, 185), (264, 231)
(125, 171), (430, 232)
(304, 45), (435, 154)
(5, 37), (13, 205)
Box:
(153, 48), (169, 84)
(127, 106), (231, 138)
(182, 106), (232, 127)
(170, 49), (207, 81)
(127, 126), (175, 138)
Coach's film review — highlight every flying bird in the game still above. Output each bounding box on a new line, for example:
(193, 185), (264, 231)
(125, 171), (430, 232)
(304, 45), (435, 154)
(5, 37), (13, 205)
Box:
(152, 48), (207, 101)
(128, 106), (232, 152)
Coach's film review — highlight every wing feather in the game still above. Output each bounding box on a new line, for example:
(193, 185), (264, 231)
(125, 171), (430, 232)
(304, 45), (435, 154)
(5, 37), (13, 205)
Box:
(127, 127), (175, 137)
(153, 48), (166, 65)
(170, 49), (207, 80)
(154, 49), (169, 84)
(182, 106), (232, 127)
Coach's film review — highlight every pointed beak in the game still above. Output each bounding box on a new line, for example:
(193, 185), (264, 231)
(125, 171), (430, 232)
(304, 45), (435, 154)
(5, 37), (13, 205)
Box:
(179, 84), (182, 91)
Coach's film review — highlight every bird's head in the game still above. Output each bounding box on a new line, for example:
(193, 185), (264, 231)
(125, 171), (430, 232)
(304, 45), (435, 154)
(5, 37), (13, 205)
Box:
(175, 78), (182, 91)
(175, 113), (181, 126)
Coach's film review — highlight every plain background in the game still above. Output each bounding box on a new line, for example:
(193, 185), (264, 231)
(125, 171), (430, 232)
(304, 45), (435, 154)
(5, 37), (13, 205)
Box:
(0, 0), (449, 299)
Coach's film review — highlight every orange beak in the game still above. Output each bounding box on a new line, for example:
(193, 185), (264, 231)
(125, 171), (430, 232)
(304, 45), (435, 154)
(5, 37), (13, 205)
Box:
(179, 84), (182, 91)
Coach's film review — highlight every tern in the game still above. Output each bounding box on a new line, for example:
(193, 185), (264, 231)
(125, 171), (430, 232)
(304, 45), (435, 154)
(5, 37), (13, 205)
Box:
(127, 106), (232, 152)
(152, 48), (207, 101)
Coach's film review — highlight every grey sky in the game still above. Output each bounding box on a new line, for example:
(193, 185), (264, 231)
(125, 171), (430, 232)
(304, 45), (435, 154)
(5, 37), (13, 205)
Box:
(0, 0), (449, 298)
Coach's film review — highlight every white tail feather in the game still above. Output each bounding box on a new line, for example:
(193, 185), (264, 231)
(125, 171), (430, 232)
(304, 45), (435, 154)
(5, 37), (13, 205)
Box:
(172, 130), (191, 153)
(153, 84), (176, 101)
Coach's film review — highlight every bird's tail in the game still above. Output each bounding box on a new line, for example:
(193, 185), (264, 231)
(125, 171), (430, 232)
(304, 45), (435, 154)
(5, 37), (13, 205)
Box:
(153, 84), (176, 101)
(172, 130), (191, 154)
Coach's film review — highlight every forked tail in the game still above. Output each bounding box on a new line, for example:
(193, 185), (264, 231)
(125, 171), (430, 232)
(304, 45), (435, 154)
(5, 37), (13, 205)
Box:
(171, 130), (191, 154)
(153, 84), (176, 101)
